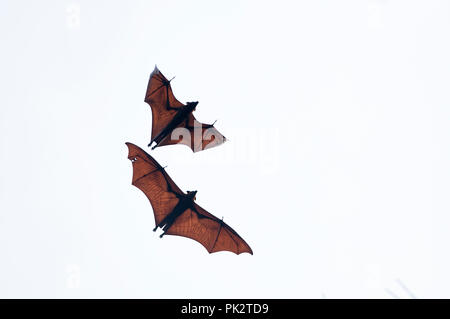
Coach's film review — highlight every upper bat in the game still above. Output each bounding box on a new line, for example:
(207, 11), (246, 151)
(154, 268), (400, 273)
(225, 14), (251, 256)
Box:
(126, 142), (253, 255)
(144, 66), (226, 152)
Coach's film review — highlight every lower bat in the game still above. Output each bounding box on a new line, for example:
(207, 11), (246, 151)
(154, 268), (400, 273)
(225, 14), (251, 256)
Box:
(126, 142), (253, 255)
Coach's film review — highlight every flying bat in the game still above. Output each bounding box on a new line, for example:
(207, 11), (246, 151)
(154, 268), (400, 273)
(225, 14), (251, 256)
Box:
(126, 142), (253, 255)
(145, 67), (226, 152)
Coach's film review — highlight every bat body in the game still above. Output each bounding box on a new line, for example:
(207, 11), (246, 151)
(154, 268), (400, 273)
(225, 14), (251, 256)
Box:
(150, 101), (197, 147)
(145, 67), (226, 152)
(154, 190), (197, 235)
(126, 142), (253, 255)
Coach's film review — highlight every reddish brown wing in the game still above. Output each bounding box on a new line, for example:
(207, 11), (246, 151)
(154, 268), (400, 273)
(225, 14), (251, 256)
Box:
(165, 202), (253, 255)
(126, 142), (185, 226)
(144, 67), (185, 142)
(159, 113), (226, 152)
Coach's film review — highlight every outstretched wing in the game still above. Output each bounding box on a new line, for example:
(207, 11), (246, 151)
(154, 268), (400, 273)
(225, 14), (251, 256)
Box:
(159, 113), (227, 152)
(165, 202), (253, 255)
(126, 142), (185, 226)
(144, 67), (185, 142)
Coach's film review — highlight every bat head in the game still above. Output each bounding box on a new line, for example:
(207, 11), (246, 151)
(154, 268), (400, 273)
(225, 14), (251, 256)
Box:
(186, 101), (198, 112)
(187, 190), (197, 200)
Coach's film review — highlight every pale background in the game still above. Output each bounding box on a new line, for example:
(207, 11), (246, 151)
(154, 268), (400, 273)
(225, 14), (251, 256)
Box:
(1, 0), (449, 298)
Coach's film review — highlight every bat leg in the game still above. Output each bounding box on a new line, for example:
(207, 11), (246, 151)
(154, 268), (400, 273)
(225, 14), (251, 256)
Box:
(159, 232), (165, 238)
(153, 226), (158, 232)
(148, 140), (161, 150)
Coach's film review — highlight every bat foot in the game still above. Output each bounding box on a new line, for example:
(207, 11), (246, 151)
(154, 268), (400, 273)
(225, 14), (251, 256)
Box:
(159, 233), (165, 238)
(153, 226), (157, 232)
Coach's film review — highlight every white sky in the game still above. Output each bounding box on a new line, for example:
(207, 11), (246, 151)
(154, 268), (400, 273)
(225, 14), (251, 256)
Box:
(1, 0), (450, 298)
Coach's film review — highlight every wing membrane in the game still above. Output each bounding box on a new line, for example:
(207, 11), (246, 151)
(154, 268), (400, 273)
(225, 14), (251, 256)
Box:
(144, 67), (184, 141)
(159, 113), (226, 152)
(126, 142), (184, 225)
(165, 203), (253, 255)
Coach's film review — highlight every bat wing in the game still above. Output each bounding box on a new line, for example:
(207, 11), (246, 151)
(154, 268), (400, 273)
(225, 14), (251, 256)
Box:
(159, 113), (227, 152)
(165, 202), (253, 255)
(126, 142), (185, 226)
(144, 67), (185, 142)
